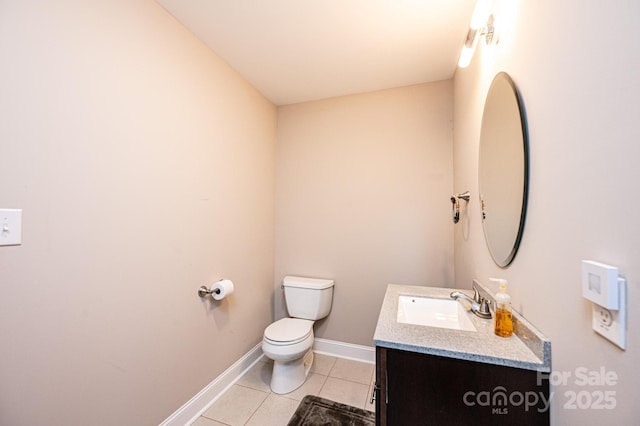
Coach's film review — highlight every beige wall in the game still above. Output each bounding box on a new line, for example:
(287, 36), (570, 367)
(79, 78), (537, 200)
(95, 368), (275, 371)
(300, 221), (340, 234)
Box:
(275, 82), (454, 346)
(0, 1), (276, 425)
(453, 0), (640, 424)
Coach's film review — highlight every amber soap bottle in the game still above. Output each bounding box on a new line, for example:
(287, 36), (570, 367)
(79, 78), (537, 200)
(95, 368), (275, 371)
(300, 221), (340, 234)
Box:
(492, 279), (513, 337)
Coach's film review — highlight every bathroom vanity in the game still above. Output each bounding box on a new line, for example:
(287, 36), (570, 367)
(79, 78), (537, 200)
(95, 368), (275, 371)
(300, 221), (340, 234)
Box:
(373, 283), (551, 426)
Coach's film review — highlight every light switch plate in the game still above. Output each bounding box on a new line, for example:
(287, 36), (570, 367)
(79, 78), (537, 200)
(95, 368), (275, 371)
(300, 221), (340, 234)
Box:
(592, 278), (626, 350)
(0, 209), (22, 246)
(582, 260), (619, 309)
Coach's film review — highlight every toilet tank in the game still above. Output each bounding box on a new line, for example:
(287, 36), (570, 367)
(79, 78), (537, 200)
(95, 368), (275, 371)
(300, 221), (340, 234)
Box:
(283, 276), (334, 320)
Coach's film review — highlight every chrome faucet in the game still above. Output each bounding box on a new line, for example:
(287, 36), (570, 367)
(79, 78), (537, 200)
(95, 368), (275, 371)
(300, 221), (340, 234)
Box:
(450, 286), (492, 319)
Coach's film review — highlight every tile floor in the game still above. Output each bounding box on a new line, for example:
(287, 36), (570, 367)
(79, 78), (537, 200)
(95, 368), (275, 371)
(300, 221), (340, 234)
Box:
(191, 353), (375, 426)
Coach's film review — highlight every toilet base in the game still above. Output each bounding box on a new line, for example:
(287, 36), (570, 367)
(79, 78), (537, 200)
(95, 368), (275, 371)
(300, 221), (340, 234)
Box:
(270, 349), (314, 394)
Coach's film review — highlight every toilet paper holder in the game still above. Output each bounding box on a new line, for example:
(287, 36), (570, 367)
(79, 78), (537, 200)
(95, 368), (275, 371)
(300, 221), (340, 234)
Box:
(198, 279), (235, 300)
(198, 285), (220, 298)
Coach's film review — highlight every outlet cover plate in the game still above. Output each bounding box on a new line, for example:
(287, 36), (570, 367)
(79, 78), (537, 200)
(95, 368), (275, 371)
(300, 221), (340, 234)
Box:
(592, 278), (626, 350)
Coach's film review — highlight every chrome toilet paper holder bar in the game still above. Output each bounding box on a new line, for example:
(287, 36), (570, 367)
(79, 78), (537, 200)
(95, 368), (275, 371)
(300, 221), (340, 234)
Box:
(198, 285), (221, 298)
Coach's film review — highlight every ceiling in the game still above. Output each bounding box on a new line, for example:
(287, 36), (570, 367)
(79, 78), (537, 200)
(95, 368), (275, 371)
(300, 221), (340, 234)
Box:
(155, 0), (475, 105)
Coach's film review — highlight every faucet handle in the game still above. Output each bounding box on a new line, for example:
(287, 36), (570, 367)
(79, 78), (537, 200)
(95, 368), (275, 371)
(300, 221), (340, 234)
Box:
(472, 286), (481, 303)
(478, 298), (492, 317)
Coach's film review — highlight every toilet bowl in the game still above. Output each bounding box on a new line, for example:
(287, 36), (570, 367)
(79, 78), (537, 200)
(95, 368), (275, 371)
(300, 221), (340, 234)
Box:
(262, 276), (334, 394)
(262, 318), (315, 394)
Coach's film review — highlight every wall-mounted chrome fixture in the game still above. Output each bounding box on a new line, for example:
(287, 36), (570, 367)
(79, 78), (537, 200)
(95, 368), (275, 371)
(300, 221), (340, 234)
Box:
(458, 0), (496, 68)
(198, 279), (235, 301)
(198, 285), (221, 298)
(451, 191), (471, 224)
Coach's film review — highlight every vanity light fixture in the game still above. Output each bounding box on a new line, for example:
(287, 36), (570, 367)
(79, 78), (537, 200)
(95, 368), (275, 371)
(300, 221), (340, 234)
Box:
(458, 0), (496, 68)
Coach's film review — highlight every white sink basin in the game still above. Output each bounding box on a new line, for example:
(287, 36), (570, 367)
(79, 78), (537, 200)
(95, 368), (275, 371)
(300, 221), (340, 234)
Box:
(397, 295), (477, 331)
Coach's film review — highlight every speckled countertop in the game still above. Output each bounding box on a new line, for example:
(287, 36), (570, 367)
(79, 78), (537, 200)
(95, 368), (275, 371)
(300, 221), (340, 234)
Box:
(373, 283), (551, 372)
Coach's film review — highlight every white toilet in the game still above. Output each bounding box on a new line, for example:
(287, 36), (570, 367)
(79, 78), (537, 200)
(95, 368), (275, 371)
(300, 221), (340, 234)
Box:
(262, 276), (334, 394)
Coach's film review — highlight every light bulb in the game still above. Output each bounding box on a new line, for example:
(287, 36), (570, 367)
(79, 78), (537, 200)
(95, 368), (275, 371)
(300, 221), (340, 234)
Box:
(458, 45), (475, 68)
(458, 28), (479, 68)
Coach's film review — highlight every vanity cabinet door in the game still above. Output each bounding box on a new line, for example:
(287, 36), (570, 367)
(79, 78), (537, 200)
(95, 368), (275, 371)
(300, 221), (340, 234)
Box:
(375, 347), (387, 425)
(376, 347), (549, 426)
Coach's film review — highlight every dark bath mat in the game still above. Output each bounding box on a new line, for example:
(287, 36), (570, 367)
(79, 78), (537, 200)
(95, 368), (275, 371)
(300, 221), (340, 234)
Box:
(288, 395), (375, 426)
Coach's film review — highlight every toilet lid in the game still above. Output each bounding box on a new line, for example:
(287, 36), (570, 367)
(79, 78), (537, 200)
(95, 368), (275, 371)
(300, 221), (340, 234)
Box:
(264, 318), (313, 345)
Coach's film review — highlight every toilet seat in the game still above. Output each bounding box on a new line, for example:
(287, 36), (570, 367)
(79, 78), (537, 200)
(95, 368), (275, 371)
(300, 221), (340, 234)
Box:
(264, 318), (313, 346)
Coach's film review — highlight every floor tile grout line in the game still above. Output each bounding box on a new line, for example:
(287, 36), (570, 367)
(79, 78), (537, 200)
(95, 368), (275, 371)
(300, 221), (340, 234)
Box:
(234, 382), (272, 394)
(325, 374), (374, 387)
(245, 389), (274, 423)
(199, 412), (232, 425)
(316, 372), (330, 398)
(242, 391), (271, 426)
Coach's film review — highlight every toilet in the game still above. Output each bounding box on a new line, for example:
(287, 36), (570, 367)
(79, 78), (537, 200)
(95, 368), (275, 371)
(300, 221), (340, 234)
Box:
(262, 276), (334, 394)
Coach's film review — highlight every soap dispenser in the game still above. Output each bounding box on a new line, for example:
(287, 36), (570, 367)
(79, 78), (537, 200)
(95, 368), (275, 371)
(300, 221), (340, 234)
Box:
(491, 278), (513, 337)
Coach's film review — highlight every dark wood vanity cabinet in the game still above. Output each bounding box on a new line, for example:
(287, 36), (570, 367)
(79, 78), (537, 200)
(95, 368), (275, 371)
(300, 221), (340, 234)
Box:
(375, 347), (550, 426)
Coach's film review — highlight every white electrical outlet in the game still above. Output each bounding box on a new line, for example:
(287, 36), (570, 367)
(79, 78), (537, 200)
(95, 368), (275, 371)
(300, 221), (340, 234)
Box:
(0, 209), (22, 246)
(591, 278), (626, 350)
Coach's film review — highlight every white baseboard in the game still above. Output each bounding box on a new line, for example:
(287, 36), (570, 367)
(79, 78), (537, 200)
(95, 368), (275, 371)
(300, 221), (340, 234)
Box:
(159, 338), (376, 426)
(313, 338), (375, 364)
(159, 342), (264, 426)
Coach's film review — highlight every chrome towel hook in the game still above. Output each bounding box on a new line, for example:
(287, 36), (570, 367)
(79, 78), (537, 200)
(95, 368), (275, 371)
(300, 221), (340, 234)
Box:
(451, 191), (471, 224)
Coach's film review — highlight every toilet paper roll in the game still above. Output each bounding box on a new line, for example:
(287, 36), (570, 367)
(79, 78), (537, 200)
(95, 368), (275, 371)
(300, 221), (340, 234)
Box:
(212, 279), (234, 301)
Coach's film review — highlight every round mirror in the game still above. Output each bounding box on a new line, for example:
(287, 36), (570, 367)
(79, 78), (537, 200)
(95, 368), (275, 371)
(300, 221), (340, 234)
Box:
(478, 72), (528, 267)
